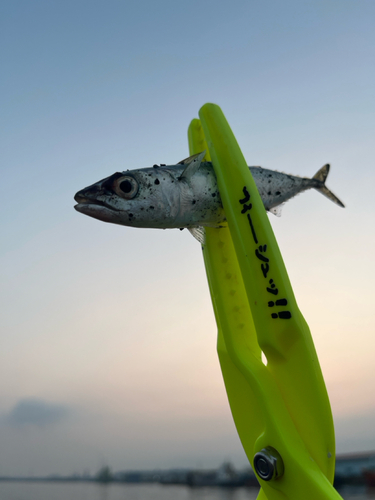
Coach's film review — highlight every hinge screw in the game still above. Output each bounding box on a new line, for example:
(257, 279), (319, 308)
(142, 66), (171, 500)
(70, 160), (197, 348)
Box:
(253, 446), (284, 481)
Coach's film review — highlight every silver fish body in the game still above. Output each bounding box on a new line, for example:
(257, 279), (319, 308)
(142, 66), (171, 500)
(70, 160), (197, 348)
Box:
(74, 155), (344, 230)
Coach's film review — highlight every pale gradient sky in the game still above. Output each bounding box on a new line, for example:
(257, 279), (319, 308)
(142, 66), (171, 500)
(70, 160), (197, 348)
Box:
(1, 0), (375, 476)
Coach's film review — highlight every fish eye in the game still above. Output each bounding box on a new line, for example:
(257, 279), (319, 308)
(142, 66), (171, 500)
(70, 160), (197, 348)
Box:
(113, 176), (138, 199)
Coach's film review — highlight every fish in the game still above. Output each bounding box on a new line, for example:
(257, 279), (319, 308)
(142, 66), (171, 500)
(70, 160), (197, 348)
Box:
(74, 151), (344, 240)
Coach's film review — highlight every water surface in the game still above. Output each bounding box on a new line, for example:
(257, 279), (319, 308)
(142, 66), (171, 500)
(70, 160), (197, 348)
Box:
(0, 482), (374, 500)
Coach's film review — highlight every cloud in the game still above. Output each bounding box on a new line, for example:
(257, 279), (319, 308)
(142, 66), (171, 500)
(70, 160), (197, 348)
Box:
(3, 398), (69, 428)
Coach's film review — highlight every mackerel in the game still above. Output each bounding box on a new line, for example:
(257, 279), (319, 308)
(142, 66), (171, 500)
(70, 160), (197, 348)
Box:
(74, 152), (344, 235)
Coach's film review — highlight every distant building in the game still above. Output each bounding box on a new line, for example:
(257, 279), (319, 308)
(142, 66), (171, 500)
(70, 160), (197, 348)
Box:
(159, 469), (191, 485)
(335, 451), (375, 484)
(115, 470), (162, 483)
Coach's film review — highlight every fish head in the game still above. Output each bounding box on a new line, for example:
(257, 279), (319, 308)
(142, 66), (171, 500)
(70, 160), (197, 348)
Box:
(74, 168), (181, 228)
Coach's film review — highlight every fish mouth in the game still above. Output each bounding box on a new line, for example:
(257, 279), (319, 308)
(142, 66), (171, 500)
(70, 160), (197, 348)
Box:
(74, 191), (120, 212)
(74, 201), (122, 225)
(74, 190), (123, 224)
(74, 200), (120, 212)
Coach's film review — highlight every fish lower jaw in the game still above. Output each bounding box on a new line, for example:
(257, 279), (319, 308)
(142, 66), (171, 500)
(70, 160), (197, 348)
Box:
(74, 203), (124, 224)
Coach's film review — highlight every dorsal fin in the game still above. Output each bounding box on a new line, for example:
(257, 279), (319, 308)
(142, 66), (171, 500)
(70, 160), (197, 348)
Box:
(177, 152), (204, 165)
(178, 150), (206, 182)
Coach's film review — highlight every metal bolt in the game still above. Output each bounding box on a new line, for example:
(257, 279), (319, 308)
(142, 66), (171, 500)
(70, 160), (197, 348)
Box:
(253, 447), (284, 481)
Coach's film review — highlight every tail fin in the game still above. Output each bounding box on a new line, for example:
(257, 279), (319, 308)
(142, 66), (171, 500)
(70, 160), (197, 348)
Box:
(313, 164), (345, 208)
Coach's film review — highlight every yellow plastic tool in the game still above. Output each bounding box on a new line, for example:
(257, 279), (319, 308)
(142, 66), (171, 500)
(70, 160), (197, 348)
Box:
(188, 104), (342, 500)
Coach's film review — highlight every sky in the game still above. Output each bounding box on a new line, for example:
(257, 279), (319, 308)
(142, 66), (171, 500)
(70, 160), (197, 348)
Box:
(1, 0), (375, 477)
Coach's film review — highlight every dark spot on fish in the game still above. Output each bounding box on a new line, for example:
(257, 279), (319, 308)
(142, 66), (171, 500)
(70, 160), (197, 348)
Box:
(268, 174), (272, 177)
(141, 207), (144, 211)
(150, 206), (155, 210)
(179, 228), (184, 231)
(153, 165), (159, 168)
(128, 213), (134, 218)
(160, 164), (166, 166)
(154, 179), (160, 185)
(212, 193), (216, 197)
(268, 191), (271, 195)
(192, 200), (196, 205)
(276, 191), (281, 195)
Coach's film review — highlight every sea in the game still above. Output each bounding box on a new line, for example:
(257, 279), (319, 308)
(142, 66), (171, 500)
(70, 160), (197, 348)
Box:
(0, 482), (374, 500)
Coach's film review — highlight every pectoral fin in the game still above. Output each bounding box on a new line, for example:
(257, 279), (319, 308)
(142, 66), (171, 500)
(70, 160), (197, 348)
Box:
(188, 226), (206, 245)
(269, 204), (284, 217)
